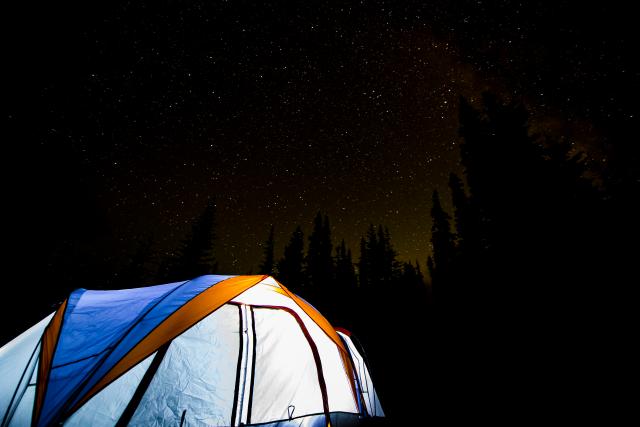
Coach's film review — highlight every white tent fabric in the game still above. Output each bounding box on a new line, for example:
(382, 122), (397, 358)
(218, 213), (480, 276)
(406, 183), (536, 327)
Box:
(0, 276), (384, 426)
(129, 304), (239, 426)
(1, 314), (55, 427)
(65, 353), (156, 426)
(4, 354), (39, 427)
(0, 312), (53, 422)
(251, 308), (324, 422)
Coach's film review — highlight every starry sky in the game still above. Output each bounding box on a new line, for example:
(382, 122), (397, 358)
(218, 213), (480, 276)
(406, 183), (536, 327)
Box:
(5, 1), (637, 275)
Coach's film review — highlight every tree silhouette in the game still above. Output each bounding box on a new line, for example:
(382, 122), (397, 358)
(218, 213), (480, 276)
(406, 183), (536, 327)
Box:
(258, 225), (275, 275)
(377, 225), (400, 288)
(454, 93), (606, 309)
(276, 226), (306, 292)
(448, 173), (474, 256)
(335, 239), (357, 290)
(429, 190), (456, 303)
(426, 256), (435, 286)
(358, 226), (377, 288)
(401, 260), (425, 289)
(358, 237), (369, 289)
(358, 224), (401, 289)
(421, 94), (633, 421)
(306, 212), (334, 288)
(160, 201), (218, 281)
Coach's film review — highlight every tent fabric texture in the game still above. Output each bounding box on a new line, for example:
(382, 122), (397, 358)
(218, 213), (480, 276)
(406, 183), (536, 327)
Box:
(0, 275), (384, 426)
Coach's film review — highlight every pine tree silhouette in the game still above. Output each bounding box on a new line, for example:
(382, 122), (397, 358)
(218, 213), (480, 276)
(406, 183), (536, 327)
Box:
(358, 237), (369, 288)
(455, 93), (605, 308)
(428, 94), (626, 421)
(426, 256), (435, 286)
(335, 239), (357, 290)
(161, 201), (218, 281)
(378, 225), (400, 287)
(358, 225), (378, 288)
(448, 173), (469, 253)
(306, 212), (334, 288)
(357, 224), (401, 289)
(429, 190), (456, 303)
(276, 226), (305, 292)
(401, 261), (425, 289)
(258, 225), (275, 275)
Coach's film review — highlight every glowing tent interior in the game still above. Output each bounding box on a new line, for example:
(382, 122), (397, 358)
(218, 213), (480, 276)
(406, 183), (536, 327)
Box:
(0, 275), (383, 426)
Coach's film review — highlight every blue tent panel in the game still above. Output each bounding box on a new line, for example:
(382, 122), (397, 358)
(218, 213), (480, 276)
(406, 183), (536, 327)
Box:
(38, 275), (233, 426)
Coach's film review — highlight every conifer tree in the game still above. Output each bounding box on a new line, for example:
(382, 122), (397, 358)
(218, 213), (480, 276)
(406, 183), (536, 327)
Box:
(358, 237), (369, 288)
(258, 225), (275, 275)
(429, 190), (456, 300)
(335, 239), (357, 290)
(276, 226), (305, 290)
(306, 212), (334, 288)
(162, 201), (218, 281)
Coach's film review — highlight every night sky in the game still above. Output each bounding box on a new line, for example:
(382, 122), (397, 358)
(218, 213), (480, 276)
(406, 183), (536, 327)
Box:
(6, 1), (637, 275)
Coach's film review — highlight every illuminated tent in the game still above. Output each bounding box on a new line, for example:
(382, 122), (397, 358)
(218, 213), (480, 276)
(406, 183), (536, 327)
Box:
(0, 275), (383, 426)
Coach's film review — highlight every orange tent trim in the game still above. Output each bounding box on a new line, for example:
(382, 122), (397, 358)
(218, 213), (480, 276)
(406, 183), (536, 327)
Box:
(33, 299), (68, 426)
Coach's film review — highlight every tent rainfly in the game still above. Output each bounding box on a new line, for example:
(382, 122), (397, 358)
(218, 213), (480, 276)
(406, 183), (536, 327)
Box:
(0, 275), (384, 426)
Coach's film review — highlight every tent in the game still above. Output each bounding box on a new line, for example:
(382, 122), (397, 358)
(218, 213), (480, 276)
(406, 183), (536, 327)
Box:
(0, 275), (384, 426)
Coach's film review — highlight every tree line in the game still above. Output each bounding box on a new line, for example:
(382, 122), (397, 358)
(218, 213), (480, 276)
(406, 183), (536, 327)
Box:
(138, 202), (426, 325)
(263, 217), (424, 294)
